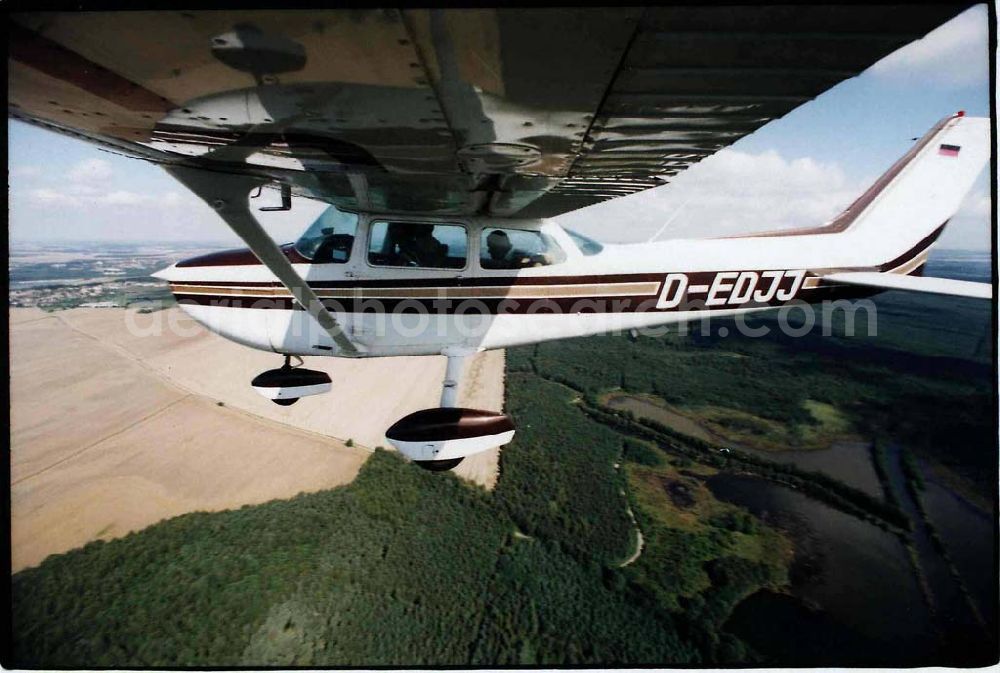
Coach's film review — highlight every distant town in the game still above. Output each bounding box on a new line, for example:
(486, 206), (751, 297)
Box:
(8, 241), (226, 311)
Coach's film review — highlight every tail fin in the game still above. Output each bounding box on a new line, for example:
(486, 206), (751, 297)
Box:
(837, 113), (989, 270)
(738, 113), (989, 273)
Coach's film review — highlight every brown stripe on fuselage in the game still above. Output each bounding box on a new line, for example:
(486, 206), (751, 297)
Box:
(170, 283), (869, 315)
(168, 271), (677, 286)
(169, 281), (662, 300)
(876, 222), (947, 272)
(172, 272), (813, 315)
(888, 251), (930, 276)
(175, 244), (308, 268)
(169, 285), (281, 297)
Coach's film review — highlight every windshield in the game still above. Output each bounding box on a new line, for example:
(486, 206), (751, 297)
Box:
(294, 206), (359, 263)
(565, 228), (604, 256)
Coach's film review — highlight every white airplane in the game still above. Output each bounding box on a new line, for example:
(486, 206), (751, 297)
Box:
(9, 7), (991, 470)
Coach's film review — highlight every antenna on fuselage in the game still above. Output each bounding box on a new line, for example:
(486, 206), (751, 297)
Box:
(646, 195), (692, 242)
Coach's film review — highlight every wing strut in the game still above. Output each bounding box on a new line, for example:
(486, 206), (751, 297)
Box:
(165, 166), (362, 357)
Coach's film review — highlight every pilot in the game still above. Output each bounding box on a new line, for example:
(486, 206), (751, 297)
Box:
(483, 230), (536, 269)
(312, 227), (352, 263)
(397, 223), (445, 267)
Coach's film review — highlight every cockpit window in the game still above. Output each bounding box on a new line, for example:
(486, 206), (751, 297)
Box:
(368, 221), (467, 269)
(480, 228), (566, 270)
(294, 206), (359, 263)
(565, 228), (604, 256)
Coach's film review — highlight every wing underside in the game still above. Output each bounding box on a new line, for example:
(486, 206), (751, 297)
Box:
(9, 6), (971, 218)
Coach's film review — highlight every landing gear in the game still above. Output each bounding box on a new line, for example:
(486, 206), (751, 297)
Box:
(251, 355), (332, 406)
(386, 349), (516, 471)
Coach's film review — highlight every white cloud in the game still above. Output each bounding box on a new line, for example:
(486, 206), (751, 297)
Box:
(10, 165), (41, 179)
(67, 157), (114, 183)
(67, 182), (101, 197)
(25, 184), (199, 209)
(13, 175), (323, 244)
(956, 188), (991, 219)
(28, 187), (79, 205)
(871, 4), (988, 87)
(938, 178), (992, 250)
(92, 189), (203, 208)
(161, 191), (186, 207)
(100, 190), (147, 206)
(558, 148), (866, 243)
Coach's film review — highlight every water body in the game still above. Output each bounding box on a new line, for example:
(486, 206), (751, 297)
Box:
(604, 394), (715, 444)
(709, 473), (936, 666)
(738, 440), (884, 500)
(924, 250), (992, 282)
(880, 444), (994, 663)
(605, 393), (884, 498)
(921, 470), (998, 629)
(714, 452), (997, 666)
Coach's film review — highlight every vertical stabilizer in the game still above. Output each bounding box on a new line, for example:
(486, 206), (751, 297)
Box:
(837, 113), (989, 267)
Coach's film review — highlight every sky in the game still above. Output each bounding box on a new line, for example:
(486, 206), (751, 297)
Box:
(8, 4), (994, 251)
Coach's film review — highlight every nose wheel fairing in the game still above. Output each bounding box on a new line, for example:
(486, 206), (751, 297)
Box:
(415, 458), (466, 472)
(251, 355), (332, 405)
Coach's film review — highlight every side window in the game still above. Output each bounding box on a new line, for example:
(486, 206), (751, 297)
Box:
(480, 228), (566, 270)
(294, 206), (359, 263)
(368, 221), (467, 269)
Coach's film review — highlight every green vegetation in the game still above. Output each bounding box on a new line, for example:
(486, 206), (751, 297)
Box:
(870, 442), (901, 509)
(469, 540), (696, 665)
(900, 448), (925, 493)
(624, 455), (789, 608)
(623, 437), (662, 467)
(494, 373), (633, 564)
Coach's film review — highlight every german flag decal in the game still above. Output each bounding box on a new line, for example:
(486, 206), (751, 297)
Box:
(938, 143), (961, 157)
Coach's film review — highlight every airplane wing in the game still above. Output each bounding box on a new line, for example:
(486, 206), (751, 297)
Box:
(820, 272), (992, 299)
(9, 6), (973, 219)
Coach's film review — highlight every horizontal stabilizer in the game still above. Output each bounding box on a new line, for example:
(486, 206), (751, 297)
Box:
(822, 272), (991, 299)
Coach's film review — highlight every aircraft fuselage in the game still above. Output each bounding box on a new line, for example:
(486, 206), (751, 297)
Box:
(156, 214), (936, 358)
